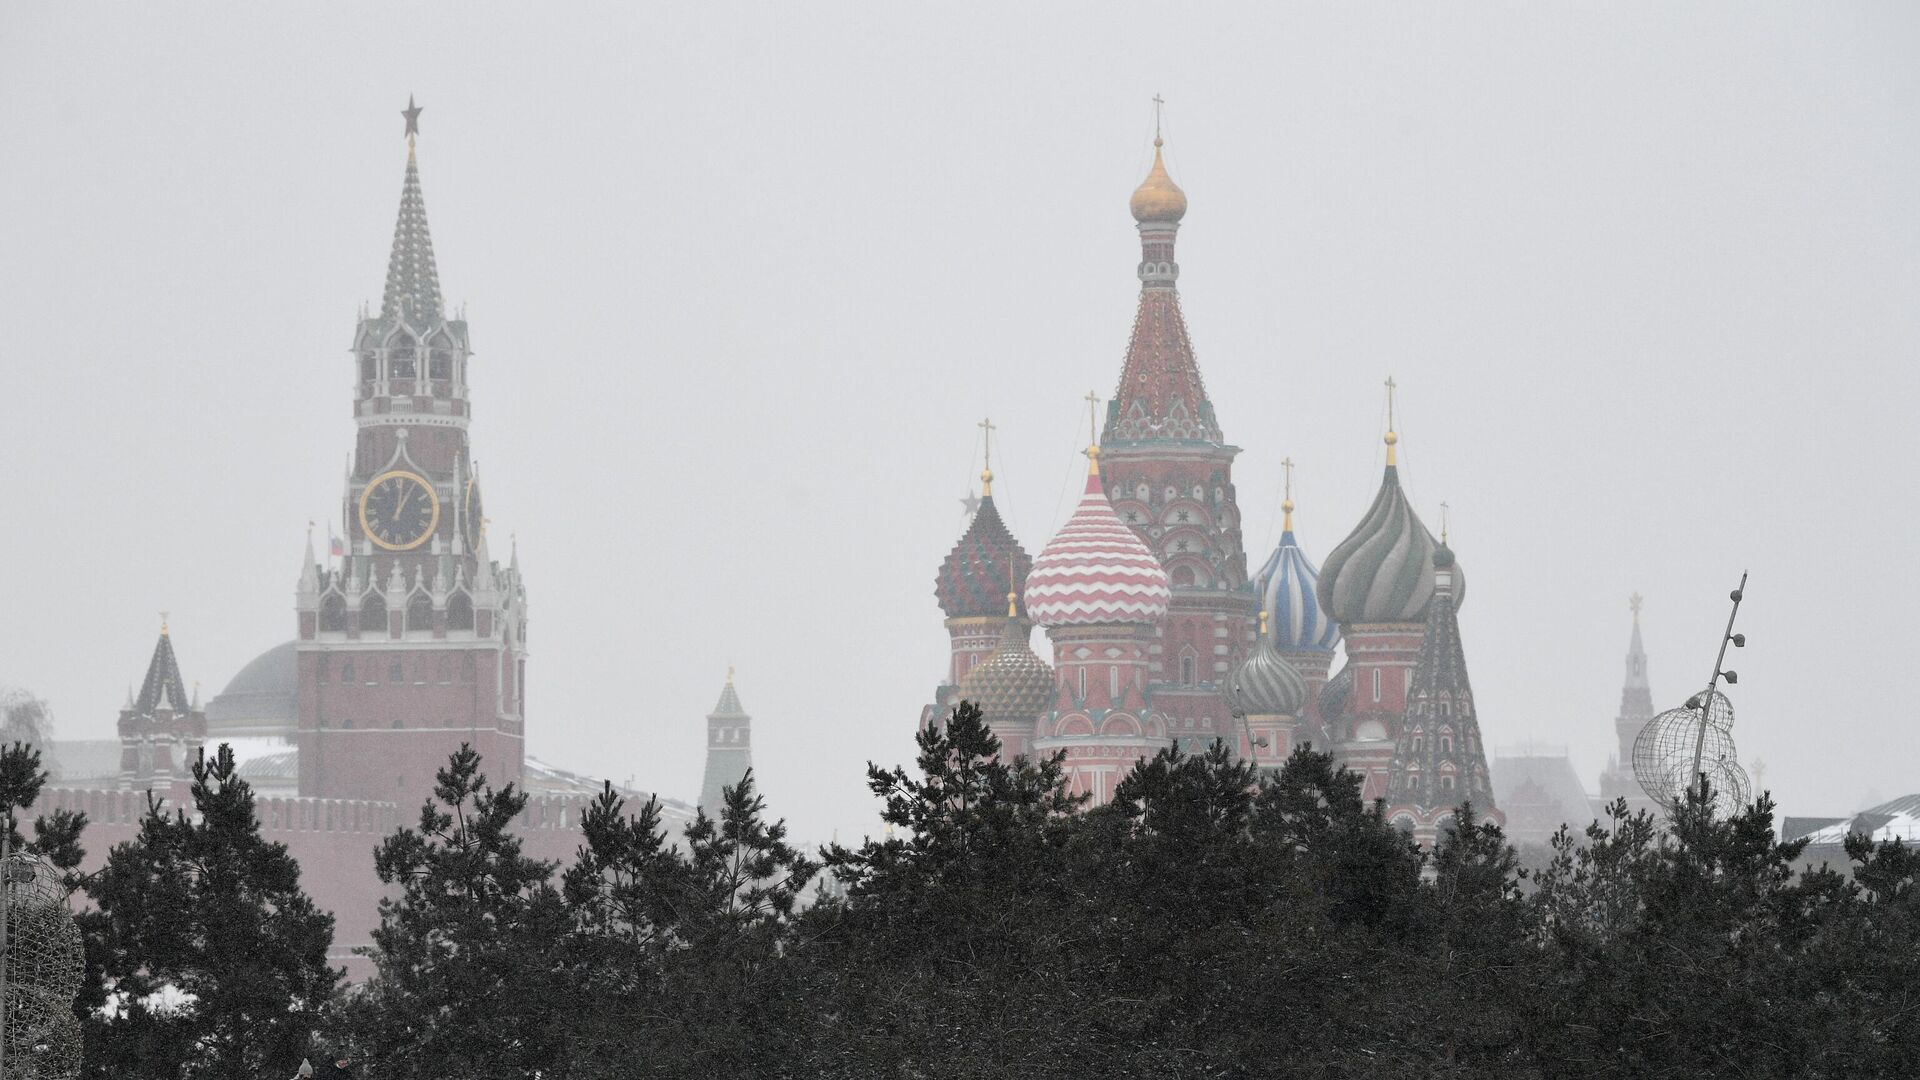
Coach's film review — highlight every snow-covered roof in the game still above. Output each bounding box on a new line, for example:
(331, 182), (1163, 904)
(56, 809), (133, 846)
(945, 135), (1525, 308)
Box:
(1789, 794), (1920, 846)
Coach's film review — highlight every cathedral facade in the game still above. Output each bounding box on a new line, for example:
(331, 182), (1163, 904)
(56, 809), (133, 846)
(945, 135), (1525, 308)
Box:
(927, 127), (1500, 844)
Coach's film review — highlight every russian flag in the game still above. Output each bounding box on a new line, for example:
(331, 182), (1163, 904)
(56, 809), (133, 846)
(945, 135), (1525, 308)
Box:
(328, 529), (345, 558)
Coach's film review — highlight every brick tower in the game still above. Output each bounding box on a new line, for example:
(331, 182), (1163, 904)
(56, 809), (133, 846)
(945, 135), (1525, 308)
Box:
(1098, 114), (1256, 755)
(117, 617), (207, 808)
(699, 669), (753, 817)
(294, 100), (528, 805)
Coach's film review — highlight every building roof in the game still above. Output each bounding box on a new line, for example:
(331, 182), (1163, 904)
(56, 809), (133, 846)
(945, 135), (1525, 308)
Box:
(48, 740), (121, 784)
(956, 616), (1054, 730)
(1255, 529), (1340, 653)
(1491, 749), (1595, 845)
(935, 493), (1032, 620)
(1788, 794), (1920, 846)
(381, 135), (444, 326)
(1228, 636), (1306, 718)
(1024, 460), (1171, 628)
(1104, 133), (1219, 447)
(1317, 455), (1461, 626)
(205, 641), (298, 735)
(134, 627), (192, 715)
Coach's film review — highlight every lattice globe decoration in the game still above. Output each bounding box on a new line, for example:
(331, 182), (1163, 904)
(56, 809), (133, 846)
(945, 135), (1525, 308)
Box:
(1632, 690), (1751, 813)
(2, 854), (84, 1080)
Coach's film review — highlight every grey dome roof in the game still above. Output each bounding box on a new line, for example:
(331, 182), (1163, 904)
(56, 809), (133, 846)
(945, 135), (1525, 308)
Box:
(1316, 465), (1463, 625)
(205, 641), (298, 736)
(1228, 640), (1306, 718)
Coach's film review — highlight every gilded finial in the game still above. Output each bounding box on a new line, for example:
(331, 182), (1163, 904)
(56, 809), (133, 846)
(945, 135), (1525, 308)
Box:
(1383, 376), (1399, 467)
(726, 663), (735, 683)
(1130, 96), (1187, 224)
(1439, 500), (1450, 544)
(978, 417), (996, 496)
(1258, 609), (1270, 637)
(1007, 554), (1020, 619)
(1280, 457), (1295, 533)
(160, 610), (169, 636)
(1083, 391), (1102, 475)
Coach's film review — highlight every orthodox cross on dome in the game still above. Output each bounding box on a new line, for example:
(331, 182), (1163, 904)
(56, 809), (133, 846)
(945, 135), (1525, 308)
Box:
(1084, 391), (1101, 446)
(159, 610), (169, 635)
(1439, 501), (1450, 544)
(402, 95), (423, 142)
(1281, 456), (1295, 532)
(1630, 592), (1644, 620)
(1384, 375), (1400, 466)
(978, 416), (996, 495)
(1152, 92), (1165, 142)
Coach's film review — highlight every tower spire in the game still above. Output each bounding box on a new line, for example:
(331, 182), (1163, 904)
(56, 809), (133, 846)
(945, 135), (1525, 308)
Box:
(1110, 103), (1216, 446)
(381, 96), (444, 326)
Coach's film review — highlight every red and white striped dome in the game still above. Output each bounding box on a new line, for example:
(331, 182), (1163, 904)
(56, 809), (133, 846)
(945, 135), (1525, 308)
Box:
(1024, 463), (1171, 627)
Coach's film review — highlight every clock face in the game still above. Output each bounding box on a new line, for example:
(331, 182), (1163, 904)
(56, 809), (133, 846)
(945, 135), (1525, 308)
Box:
(464, 478), (485, 550)
(359, 470), (440, 551)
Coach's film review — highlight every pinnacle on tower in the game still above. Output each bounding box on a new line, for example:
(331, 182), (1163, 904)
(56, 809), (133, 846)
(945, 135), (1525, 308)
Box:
(699, 668), (754, 818)
(381, 96), (445, 326)
(133, 618), (191, 715)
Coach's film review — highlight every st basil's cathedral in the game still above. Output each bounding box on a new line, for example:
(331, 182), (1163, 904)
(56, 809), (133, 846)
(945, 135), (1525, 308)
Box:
(928, 125), (1498, 843)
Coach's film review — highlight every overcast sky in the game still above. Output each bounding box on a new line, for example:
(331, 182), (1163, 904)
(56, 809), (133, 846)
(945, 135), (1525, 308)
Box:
(3, 4), (1916, 842)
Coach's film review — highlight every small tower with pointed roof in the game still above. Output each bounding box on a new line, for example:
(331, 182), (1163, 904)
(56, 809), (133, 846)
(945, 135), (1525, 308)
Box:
(1097, 102), (1257, 759)
(699, 669), (753, 818)
(295, 100), (528, 807)
(1598, 594), (1660, 814)
(1384, 543), (1500, 844)
(932, 422), (1033, 694)
(117, 615), (207, 807)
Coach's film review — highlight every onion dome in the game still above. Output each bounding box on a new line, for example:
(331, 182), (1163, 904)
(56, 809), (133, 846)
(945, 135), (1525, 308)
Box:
(935, 470), (1032, 620)
(1315, 426), (1464, 625)
(1129, 137), (1188, 224)
(1229, 614), (1308, 717)
(957, 593), (1055, 730)
(1253, 472), (1341, 652)
(1024, 447), (1171, 627)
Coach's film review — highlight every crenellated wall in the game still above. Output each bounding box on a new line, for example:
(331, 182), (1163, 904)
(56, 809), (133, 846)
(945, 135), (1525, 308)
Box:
(32, 786), (683, 981)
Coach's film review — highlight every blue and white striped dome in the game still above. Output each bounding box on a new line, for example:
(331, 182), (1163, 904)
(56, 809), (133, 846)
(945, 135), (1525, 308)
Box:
(1255, 530), (1341, 652)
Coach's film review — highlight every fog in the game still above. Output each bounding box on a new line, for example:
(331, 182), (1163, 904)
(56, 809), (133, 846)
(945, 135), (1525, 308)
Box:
(2, 4), (1915, 844)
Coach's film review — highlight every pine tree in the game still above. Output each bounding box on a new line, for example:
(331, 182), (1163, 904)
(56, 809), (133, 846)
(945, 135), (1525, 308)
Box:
(0, 739), (88, 880)
(344, 743), (569, 1079)
(79, 744), (336, 1079)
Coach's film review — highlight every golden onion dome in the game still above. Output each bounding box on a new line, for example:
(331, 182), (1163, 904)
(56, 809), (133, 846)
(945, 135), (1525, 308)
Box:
(1129, 137), (1187, 224)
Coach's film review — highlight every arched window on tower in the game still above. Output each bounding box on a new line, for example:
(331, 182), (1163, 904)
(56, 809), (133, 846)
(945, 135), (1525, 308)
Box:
(389, 339), (417, 381)
(406, 591), (434, 634)
(320, 593), (348, 633)
(359, 352), (377, 384)
(429, 348), (451, 382)
(359, 593), (388, 634)
(446, 591), (474, 632)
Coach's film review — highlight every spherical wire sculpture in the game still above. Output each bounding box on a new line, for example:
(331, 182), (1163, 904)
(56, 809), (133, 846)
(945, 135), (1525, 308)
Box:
(1632, 690), (1751, 813)
(1, 853), (84, 1080)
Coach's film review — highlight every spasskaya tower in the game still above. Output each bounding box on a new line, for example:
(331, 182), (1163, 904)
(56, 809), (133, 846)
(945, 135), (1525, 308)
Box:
(293, 99), (528, 803)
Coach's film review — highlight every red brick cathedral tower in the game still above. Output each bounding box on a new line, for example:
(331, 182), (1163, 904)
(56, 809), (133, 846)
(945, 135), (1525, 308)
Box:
(294, 100), (528, 804)
(1098, 112), (1256, 752)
